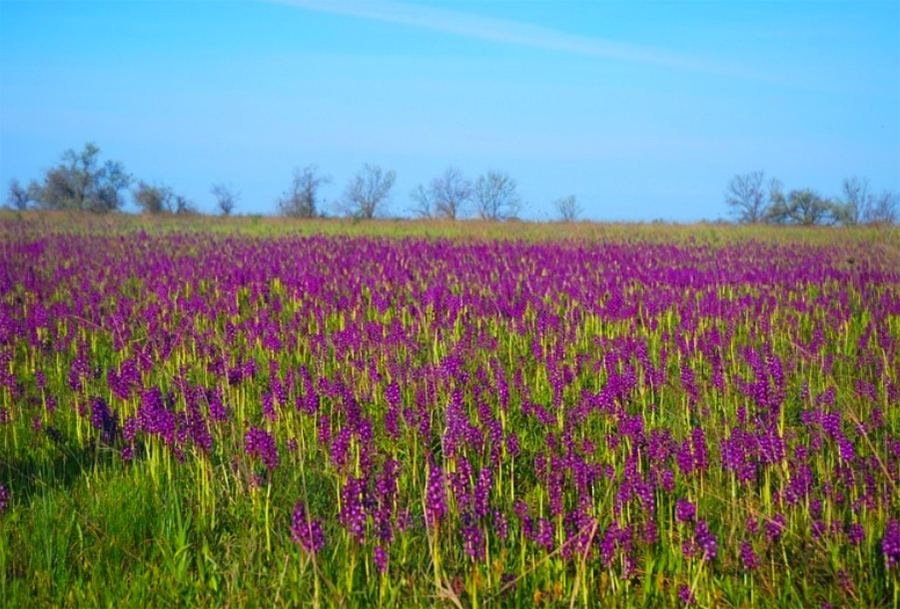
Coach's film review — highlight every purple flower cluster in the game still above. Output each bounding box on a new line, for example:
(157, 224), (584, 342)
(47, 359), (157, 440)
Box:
(883, 519), (900, 569)
(244, 426), (279, 470)
(425, 464), (447, 529)
(290, 501), (325, 553)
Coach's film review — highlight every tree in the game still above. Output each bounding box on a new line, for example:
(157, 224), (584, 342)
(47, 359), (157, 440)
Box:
(173, 194), (197, 215)
(409, 167), (472, 220)
(766, 188), (834, 225)
(832, 176), (870, 225)
(725, 171), (770, 223)
(553, 194), (581, 222)
(432, 167), (472, 220)
(866, 191), (899, 225)
(31, 142), (131, 212)
(341, 164), (396, 219)
(5, 179), (33, 211)
(834, 177), (898, 225)
(211, 183), (239, 216)
(134, 181), (174, 214)
(408, 184), (435, 219)
(278, 165), (330, 218)
(474, 171), (521, 220)
(134, 181), (196, 215)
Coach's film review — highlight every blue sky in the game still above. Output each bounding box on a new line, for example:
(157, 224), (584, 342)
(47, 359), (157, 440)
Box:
(1, 1), (897, 221)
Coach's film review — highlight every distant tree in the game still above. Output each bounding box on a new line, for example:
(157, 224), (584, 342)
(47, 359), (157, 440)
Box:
(408, 184), (435, 219)
(134, 181), (196, 215)
(833, 177), (898, 225)
(866, 191), (899, 225)
(341, 164), (396, 220)
(831, 176), (870, 225)
(725, 171), (770, 223)
(278, 165), (330, 218)
(432, 167), (472, 220)
(766, 188), (834, 225)
(133, 181), (174, 214)
(5, 179), (33, 211)
(553, 194), (581, 222)
(211, 183), (239, 216)
(173, 194), (198, 215)
(31, 142), (131, 212)
(474, 171), (521, 221)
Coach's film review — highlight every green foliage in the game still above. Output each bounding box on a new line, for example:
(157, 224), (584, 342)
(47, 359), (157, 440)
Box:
(31, 142), (131, 213)
(766, 188), (836, 225)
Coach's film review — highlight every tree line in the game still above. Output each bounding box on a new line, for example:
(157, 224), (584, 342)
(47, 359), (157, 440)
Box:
(5, 143), (897, 225)
(725, 171), (898, 226)
(6, 142), (582, 222)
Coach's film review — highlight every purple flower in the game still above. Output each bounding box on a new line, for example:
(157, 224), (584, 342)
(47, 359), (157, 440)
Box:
(695, 520), (717, 561)
(374, 546), (388, 574)
(425, 465), (447, 529)
(339, 477), (368, 543)
(0, 484), (9, 514)
(291, 501), (326, 553)
(882, 519), (900, 569)
(739, 540), (759, 571)
(676, 499), (696, 524)
(90, 397), (118, 442)
(847, 522), (864, 545)
(493, 510), (509, 540)
(461, 524), (486, 561)
(765, 514), (787, 543)
(536, 518), (554, 552)
(678, 584), (696, 605)
(244, 426), (279, 470)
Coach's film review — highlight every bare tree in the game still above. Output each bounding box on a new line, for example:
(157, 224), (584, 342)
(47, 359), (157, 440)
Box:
(408, 184), (435, 219)
(278, 165), (330, 218)
(211, 183), (239, 216)
(432, 167), (472, 220)
(5, 179), (33, 210)
(833, 177), (898, 225)
(725, 171), (770, 223)
(474, 171), (521, 220)
(867, 191), (899, 225)
(553, 194), (581, 222)
(834, 176), (871, 225)
(341, 164), (396, 219)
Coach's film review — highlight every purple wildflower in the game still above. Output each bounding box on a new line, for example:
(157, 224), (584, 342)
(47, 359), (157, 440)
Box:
(765, 514), (787, 543)
(244, 426), (279, 470)
(695, 520), (718, 561)
(739, 540), (759, 571)
(291, 501), (326, 553)
(847, 522), (864, 545)
(676, 499), (696, 524)
(374, 546), (388, 574)
(678, 584), (696, 605)
(425, 464), (447, 529)
(882, 519), (900, 569)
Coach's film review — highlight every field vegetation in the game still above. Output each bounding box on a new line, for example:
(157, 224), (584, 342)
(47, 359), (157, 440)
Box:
(0, 214), (898, 607)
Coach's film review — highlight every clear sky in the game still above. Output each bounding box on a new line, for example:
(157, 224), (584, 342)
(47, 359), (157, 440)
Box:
(1, 1), (898, 221)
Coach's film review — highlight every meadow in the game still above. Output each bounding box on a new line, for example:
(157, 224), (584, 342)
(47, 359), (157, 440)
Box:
(1, 213), (898, 607)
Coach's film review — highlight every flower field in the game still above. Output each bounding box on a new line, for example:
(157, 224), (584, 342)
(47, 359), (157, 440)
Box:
(1, 219), (898, 607)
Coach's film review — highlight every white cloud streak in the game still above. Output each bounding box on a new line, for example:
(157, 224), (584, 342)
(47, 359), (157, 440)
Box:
(266, 0), (740, 76)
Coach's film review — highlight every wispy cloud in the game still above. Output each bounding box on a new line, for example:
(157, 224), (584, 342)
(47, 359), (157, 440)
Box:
(267, 0), (739, 76)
